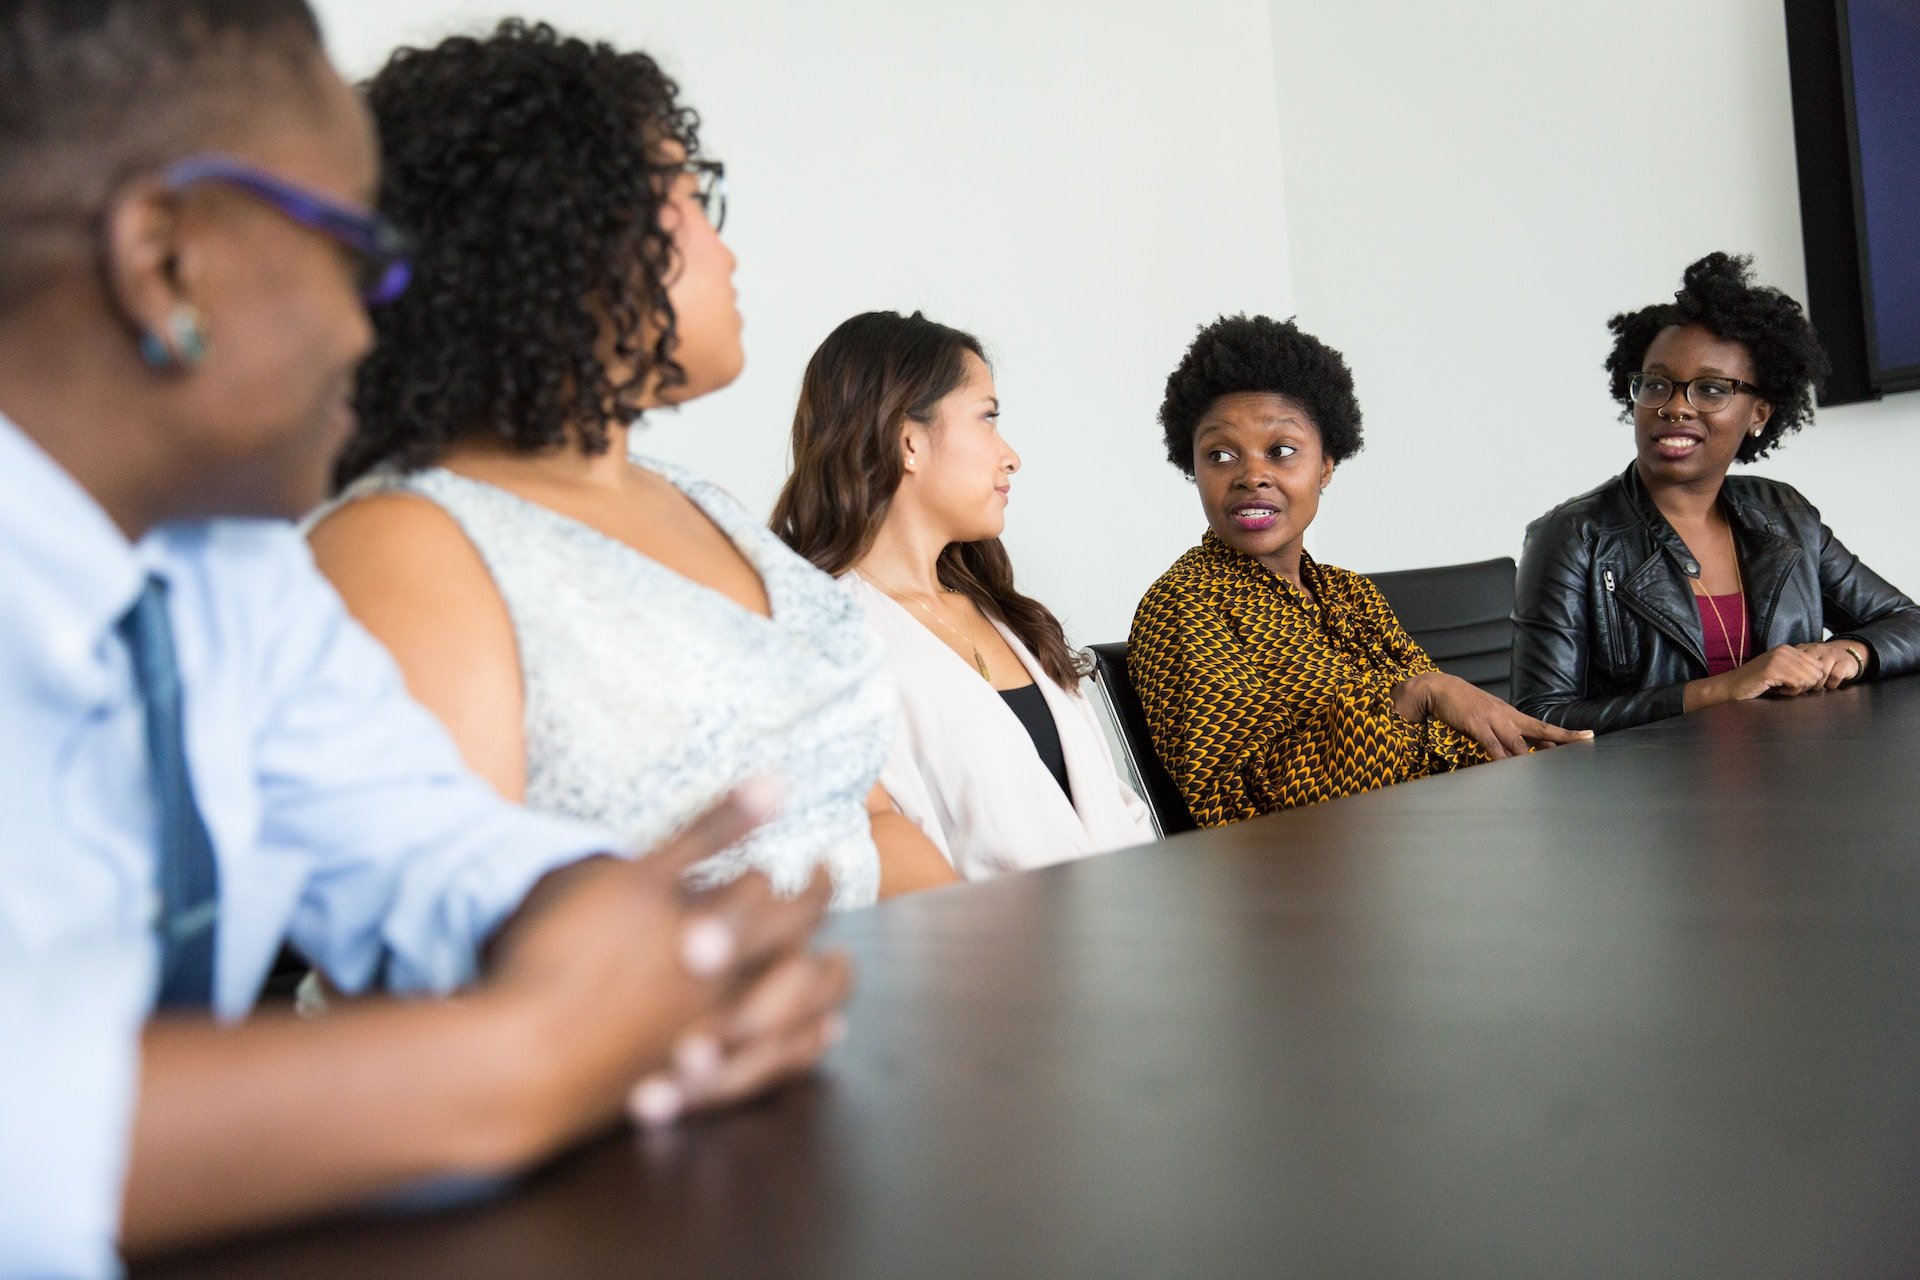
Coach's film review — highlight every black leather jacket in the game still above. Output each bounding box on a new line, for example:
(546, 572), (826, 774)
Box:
(1512, 465), (1920, 733)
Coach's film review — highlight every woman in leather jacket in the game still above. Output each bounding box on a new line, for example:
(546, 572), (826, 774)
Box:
(1513, 253), (1920, 734)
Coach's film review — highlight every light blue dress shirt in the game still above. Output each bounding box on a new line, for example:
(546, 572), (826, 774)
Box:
(0, 413), (618, 1278)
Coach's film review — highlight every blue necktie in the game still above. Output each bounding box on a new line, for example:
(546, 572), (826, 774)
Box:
(119, 575), (220, 1008)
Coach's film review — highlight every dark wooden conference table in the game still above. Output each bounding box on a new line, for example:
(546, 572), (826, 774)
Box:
(144, 677), (1920, 1279)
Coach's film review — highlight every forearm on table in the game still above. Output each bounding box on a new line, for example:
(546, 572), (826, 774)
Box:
(121, 992), (574, 1258)
(481, 852), (618, 970)
(1680, 673), (1727, 714)
(1535, 682), (1681, 730)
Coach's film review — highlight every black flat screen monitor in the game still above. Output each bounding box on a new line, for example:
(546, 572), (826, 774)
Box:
(1839, 0), (1920, 393)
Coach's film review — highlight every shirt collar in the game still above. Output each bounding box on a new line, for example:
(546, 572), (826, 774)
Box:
(1618, 461), (1789, 568)
(1198, 529), (1334, 620)
(1199, 527), (1246, 568)
(0, 411), (149, 666)
(1199, 528), (1320, 581)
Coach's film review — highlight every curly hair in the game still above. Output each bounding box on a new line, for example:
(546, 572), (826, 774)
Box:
(0, 0), (325, 313)
(335, 19), (700, 486)
(772, 311), (1086, 688)
(1603, 252), (1830, 463)
(1158, 314), (1364, 475)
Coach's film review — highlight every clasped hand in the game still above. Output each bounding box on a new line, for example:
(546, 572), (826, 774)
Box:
(1711, 639), (1866, 701)
(487, 779), (853, 1145)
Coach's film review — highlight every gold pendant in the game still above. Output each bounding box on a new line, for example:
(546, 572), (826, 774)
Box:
(973, 649), (991, 681)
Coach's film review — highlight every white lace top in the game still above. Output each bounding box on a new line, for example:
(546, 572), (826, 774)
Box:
(334, 459), (894, 908)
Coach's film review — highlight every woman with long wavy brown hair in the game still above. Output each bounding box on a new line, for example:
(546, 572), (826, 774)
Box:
(773, 311), (1155, 878)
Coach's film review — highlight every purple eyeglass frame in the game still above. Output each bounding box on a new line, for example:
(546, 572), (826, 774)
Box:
(161, 154), (413, 305)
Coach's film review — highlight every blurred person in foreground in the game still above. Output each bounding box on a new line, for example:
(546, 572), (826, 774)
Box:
(0, 4), (847, 1274)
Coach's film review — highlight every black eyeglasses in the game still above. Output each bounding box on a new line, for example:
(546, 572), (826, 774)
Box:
(1629, 372), (1762, 414)
(677, 159), (727, 233)
(162, 154), (413, 305)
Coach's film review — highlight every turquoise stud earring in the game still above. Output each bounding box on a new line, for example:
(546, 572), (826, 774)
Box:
(139, 304), (208, 371)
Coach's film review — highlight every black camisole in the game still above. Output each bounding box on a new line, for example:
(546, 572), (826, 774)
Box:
(997, 682), (1072, 802)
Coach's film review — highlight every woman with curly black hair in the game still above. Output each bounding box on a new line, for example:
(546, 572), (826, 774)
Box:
(1128, 315), (1587, 827)
(1512, 252), (1920, 733)
(309, 21), (956, 903)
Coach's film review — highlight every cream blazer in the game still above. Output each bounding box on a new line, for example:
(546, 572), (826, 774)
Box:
(848, 576), (1156, 879)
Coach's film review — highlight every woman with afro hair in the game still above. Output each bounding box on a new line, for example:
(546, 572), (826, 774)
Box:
(1512, 252), (1920, 733)
(309, 21), (957, 905)
(1129, 316), (1588, 828)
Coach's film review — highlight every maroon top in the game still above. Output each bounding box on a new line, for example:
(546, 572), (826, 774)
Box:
(1694, 592), (1750, 676)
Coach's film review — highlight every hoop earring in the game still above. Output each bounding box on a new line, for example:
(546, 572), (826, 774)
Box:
(138, 305), (208, 372)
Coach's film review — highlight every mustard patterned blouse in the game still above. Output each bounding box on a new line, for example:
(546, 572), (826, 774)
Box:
(1128, 532), (1488, 826)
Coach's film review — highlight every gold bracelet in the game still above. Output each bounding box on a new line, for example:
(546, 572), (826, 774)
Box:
(1846, 645), (1867, 679)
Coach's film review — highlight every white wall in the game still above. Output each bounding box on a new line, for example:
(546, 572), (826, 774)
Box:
(312, 0), (1914, 641)
(313, 0), (1295, 645)
(1268, 0), (1920, 591)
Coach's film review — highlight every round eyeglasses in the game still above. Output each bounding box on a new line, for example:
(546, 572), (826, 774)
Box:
(1629, 372), (1761, 414)
(679, 159), (727, 234)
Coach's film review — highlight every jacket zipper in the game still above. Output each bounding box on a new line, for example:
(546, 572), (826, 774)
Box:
(1602, 570), (1627, 668)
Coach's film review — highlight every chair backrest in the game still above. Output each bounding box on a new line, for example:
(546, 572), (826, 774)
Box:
(1365, 556), (1517, 700)
(1086, 641), (1197, 837)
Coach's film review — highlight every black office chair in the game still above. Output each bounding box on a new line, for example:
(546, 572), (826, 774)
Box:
(1366, 556), (1517, 700)
(1086, 642), (1197, 837)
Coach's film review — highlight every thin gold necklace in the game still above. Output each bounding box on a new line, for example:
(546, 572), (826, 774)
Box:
(860, 569), (992, 681)
(1687, 524), (1748, 667)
